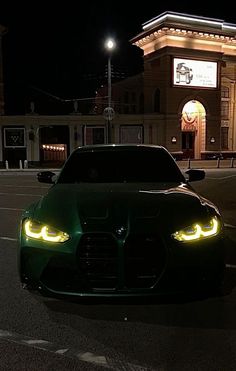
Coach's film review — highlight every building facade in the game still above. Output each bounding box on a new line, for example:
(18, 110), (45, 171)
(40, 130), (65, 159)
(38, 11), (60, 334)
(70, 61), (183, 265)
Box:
(0, 24), (6, 116)
(130, 11), (236, 159)
(1, 11), (236, 168)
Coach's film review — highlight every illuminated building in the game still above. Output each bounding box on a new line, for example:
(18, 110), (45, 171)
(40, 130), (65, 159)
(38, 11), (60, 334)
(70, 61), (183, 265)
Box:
(1, 12), (236, 167)
(129, 11), (236, 158)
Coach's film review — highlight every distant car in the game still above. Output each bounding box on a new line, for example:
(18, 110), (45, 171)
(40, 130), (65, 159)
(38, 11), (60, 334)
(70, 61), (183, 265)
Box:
(207, 153), (224, 160)
(18, 144), (225, 298)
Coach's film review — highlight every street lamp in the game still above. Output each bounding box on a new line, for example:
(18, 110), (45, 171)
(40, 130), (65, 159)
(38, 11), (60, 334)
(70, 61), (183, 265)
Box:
(104, 38), (115, 143)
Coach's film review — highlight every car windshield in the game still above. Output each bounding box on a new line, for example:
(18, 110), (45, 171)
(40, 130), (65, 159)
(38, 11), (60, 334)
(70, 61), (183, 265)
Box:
(57, 148), (184, 183)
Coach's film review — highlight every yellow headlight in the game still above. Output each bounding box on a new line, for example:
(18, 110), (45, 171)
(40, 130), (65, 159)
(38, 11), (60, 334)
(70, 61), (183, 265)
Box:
(172, 217), (220, 242)
(23, 219), (69, 243)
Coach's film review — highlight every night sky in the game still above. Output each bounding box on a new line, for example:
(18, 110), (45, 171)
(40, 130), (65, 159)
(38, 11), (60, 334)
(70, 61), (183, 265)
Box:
(0, 2), (234, 114)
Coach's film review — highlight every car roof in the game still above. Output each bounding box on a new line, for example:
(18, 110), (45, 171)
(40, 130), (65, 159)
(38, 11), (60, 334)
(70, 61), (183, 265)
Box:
(73, 144), (166, 153)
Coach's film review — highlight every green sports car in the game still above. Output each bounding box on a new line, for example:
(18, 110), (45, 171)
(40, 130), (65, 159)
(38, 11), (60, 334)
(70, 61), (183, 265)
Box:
(18, 144), (225, 298)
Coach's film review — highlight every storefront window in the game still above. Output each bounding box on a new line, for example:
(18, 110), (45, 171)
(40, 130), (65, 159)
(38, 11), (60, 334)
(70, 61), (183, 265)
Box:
(221, 101), (229, 119)
(83, 126), (105, 145)
(221, 86), (229, 98)
(221, 127), (229, 149)
(120, 125), (143, 144)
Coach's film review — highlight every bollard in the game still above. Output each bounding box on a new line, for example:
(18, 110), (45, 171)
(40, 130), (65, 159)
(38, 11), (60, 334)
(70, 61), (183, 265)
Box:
(19, 160), (23, 169)
(24, 160), (28, 169)
(231, 158), (235, 168)
(217, 158), (220, 168)
(5, 160), (9, 170)
(187, 158), (191, 169)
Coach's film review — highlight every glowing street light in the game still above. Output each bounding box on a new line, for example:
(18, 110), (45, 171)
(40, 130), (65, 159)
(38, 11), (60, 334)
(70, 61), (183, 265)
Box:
(104, 38), (116, 143)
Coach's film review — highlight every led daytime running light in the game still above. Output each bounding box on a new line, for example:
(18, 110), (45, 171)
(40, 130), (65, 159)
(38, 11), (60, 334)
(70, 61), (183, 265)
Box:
(173, 217), (219, 242)
(24, 220), (69, 243)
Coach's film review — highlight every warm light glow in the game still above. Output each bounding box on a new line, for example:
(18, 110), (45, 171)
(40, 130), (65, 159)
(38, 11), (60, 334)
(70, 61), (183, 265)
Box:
(172, 217), (220, 242)
(23, 219), (69, 243)
(24, 220), (41, 239)
(184, 100), (197, 116)
(41, 226), (65, 243)
(42, 144), (65, 151)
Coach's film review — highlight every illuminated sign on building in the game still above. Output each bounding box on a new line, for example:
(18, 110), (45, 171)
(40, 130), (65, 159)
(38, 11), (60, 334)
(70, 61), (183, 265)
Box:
(173, 58), (217, 88)
(4, 128), (26, 148)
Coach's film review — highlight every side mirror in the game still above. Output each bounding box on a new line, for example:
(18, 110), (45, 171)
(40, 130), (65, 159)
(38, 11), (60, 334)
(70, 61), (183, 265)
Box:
(37, 171), (56, 184)
(185, 169), (205, 182)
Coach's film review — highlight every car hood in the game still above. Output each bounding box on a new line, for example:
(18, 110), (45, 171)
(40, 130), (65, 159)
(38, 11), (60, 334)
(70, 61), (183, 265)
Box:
(31, 183), (218, 235)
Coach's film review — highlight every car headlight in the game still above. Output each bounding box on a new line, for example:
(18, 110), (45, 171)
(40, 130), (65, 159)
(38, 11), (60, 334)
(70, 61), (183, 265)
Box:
(23, 219), (70, 243)
(172, 216), (220, 242)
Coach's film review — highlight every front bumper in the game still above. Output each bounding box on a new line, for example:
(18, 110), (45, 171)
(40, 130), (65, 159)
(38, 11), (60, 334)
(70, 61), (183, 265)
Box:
(19, 232), (226, 298)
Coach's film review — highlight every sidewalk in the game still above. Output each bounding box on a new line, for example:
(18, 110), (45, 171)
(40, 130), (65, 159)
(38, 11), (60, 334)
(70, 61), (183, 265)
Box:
(177, 159), (236, 169)
(0, 168), (59, 174)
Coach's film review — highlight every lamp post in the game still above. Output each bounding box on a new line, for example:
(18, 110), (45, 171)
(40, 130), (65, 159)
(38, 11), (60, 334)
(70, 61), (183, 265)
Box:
(104, 38), (115, 143)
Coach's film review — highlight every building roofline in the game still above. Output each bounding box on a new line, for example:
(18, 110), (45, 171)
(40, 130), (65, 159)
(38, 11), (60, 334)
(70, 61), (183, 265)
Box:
(130, 11), (236, 45)
(142, 11), (226, 30)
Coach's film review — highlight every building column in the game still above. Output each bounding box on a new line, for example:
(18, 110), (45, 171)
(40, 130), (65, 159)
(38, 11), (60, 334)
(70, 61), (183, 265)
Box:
(0, 126), (2, 161)
(69, 125), (75, 155)
(27, 125), (40, 163)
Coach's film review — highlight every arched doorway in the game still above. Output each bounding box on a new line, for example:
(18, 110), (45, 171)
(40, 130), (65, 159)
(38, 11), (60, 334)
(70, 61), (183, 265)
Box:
(181, 100), (206, 159)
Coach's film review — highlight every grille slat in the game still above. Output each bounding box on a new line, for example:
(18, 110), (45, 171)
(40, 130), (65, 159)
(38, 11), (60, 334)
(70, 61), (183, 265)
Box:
(124, 234), (166, 288)
(77, 233), (119, 289)
(41, 232), (167, 293)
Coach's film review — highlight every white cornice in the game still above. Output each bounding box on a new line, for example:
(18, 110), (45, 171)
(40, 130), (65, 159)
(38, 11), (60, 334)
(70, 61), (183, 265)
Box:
(133, 27), (236, 52)
(142, 12), (225, 31)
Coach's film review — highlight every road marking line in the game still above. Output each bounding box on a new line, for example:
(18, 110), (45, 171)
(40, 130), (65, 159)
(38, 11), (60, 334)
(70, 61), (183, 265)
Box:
(0, 207), (24, 211)
(55, 348), (69, 354)
(224, 223), (236, 229)
(23, 339), (50, 345)
(0, 329), (13, 337)
(0, 237), (17, 241)
(207, 175), (236, 180)
(0, 192), (42, 197)
(77, 351), (108, 366)
(1, 185), (48, 189)
(0, 328), (151, 370)
(226, 264), (236, 269)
